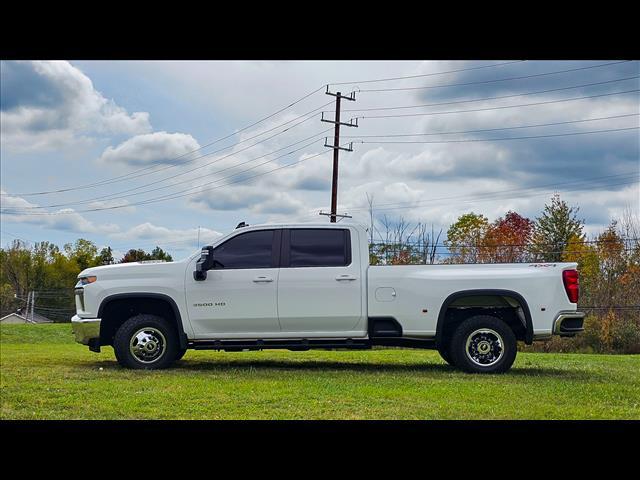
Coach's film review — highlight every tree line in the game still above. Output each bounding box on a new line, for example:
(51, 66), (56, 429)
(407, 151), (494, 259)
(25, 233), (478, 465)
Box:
(0, 242), (172, 321)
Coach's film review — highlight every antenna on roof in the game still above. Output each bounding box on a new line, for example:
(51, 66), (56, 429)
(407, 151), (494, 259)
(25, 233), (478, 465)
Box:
(236, 222), (249, 229)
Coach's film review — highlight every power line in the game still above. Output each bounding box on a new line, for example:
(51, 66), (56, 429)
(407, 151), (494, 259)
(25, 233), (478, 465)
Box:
(329, 60), (525, 86)
(0, 68), (533, 199)
(7, 127), (334, 210)
(3, 63), (543, 198)
(5, 111), (637, 214)
(360, 89), (640, 119)
(2, 138), (325, 214)
(339, 75), (640, 113)
(2, 139), (337, 215)
(5, 62), (633, 198)
(341, 113), (639, 138)
(349, 172), (638, 211)
(358, 60), (633, 92)
(12, 110), (637, 211)
(368, 178), (639, 213)
(346, 172), (639, 212)
(358, 127), (638, 144)
(1, 98), (335, 197)
(2, 62), (637, 223)
(92, 143), (340, 212)
(4, 160), (638, 219)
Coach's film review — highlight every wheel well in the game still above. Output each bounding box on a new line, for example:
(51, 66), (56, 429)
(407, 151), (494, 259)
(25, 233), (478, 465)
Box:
(98, 295), (184, 347)
(436, 291), (532, 347)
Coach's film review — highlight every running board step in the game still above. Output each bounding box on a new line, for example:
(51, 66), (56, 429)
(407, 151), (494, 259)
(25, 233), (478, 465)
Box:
(188, 338), (372, 351)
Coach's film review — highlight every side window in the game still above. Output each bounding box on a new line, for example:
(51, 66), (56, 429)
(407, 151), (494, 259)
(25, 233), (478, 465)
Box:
(212, 230), (275, 269)
(289, 229), (351, 267)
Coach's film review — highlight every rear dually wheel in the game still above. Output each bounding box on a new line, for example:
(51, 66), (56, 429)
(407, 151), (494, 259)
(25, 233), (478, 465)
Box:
(450, 315), (517, 374)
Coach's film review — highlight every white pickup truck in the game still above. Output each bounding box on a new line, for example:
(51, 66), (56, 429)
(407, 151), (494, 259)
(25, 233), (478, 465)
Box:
(71, 222), (584, 373)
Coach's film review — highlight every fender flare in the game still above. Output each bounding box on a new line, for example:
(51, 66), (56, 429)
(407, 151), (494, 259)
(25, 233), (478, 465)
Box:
(97, 292), (188, 349)
(435, 289), (534, 346)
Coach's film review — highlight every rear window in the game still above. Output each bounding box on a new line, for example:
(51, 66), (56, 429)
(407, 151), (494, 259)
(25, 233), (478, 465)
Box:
(288, 229), (351, 267)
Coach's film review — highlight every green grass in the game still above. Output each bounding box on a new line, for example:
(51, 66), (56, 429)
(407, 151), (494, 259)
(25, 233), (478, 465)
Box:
(1, 324), (639, 419)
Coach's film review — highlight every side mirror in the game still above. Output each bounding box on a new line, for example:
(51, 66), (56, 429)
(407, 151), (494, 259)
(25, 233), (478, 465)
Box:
(194, 246), (215, 281)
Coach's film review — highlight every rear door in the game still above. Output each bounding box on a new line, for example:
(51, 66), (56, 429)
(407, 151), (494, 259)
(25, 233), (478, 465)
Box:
(277, 227), (364, 335)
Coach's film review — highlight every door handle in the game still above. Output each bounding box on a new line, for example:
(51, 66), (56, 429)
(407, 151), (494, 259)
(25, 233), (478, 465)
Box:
(335, 274), (357, 281)
(253, 276), (274, 283)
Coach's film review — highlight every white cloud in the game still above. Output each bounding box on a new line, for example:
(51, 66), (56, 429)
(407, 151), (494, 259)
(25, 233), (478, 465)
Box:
(1, 190), (120, 234)
(189, 184), (307, 217)
(98, 131), (201, 167)
(0, 60), (151, 151)
(110, 222), (222, 249)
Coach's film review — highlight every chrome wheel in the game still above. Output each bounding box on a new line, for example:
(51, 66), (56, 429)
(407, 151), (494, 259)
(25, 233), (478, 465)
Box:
(129, 327), (166, 364)
(465, 328), (504, 367)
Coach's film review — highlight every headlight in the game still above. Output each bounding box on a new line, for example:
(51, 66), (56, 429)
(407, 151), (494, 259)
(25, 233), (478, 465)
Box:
(78, 276), (97, 285)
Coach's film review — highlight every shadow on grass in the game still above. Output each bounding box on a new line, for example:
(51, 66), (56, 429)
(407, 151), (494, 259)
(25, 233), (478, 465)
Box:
(176, 359), (456, 374)
(83, 358), (597, 380)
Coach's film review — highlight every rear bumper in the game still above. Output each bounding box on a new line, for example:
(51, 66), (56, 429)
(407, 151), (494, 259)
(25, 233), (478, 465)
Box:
(71, 315), (101, 345)
(553, 311), (585, 336)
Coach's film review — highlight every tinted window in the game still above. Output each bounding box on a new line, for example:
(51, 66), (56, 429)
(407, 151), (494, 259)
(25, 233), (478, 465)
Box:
(289, 229), (350, 267)
(213, 230), (275, 269)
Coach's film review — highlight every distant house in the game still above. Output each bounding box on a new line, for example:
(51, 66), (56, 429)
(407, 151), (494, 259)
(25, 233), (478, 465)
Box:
(0, 309), (53, 324)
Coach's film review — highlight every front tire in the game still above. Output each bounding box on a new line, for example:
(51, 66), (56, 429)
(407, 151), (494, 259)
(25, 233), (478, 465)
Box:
(113, 314), (179, 369)
(450, 315), (517, 374)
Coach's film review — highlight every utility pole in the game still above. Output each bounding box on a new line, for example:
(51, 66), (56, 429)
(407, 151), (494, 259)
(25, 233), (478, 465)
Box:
(322, 86), (357, 222)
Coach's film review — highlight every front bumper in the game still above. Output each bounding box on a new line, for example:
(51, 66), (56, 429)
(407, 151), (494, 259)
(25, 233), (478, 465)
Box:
(71, 315), (101, 345)
(553, 311), (585, 336)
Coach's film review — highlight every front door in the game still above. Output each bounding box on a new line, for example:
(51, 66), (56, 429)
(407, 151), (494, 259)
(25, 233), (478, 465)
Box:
(277, 227), (365, 335)
(186, 229), (281, 337)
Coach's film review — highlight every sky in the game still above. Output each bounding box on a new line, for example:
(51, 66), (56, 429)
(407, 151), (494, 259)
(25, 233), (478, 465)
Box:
(1, 60), (639, 261)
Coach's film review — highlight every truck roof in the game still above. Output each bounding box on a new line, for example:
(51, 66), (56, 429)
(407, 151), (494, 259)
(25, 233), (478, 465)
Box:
(237, 221), (365, 230)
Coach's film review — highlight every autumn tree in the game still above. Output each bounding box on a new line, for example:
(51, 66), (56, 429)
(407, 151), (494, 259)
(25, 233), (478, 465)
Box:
(480, 211), (534, 263)
(444, 212), (489, 263)
(531, 194), (584, 262)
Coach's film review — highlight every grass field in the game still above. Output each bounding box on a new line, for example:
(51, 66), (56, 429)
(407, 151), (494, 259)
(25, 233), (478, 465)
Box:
(1, 324), (639, 419)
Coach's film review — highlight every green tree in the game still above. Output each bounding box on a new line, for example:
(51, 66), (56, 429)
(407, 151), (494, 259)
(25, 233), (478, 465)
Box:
(118, 246), (173, 263)
(96, 246), (115, 265)
(444, 212), (490, 263)
(119, 249), (149, 263)
(531, 194), (584, 262)
(64, 239), (99, 271)
(149, 246), (173, 262)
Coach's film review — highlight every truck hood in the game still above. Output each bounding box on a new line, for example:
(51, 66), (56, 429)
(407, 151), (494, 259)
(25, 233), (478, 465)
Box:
(79, 260), (188, 281)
